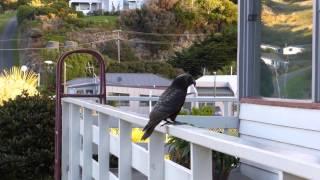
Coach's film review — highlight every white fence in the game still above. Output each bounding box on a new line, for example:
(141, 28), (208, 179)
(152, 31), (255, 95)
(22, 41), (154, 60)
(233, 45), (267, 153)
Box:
(61, 97), (320, 180)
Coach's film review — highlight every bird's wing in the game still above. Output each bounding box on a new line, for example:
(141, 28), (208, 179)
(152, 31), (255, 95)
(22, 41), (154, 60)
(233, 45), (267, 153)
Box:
(150, 88), (187, 121)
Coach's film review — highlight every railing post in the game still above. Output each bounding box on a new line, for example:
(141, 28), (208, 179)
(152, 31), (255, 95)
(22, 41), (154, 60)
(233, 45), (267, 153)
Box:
(69, 104), (81, 180)
(223, 102), (230, 134)
(82, 108), (94, 180)
(119, 120), (132, 180)
(99, 113), (110, 180)
(279, 172), (305, 180)
(148, 132), (165, 180)
(61, 102), (70, 180)
(191, 143), (212, 180)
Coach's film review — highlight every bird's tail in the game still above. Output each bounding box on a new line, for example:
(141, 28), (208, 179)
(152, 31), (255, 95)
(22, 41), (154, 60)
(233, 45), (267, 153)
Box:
(141, 123), (157, 140)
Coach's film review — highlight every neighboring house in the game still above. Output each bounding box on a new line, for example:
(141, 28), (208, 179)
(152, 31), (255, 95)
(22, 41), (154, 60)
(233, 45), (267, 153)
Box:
(195, 75), (237, 116)
(69, 0), (144, 15)
(283, 45), (305, 55)
(261, 52), (288, 69)
(260, 44), (282, 54)
(67, 73), (172, 114)
(67, 73), (237, 115)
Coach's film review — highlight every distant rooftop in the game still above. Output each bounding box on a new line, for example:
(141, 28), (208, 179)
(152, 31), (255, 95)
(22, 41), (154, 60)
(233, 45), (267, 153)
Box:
(67, 73), (172, 88)
(196, 75), (237, 95)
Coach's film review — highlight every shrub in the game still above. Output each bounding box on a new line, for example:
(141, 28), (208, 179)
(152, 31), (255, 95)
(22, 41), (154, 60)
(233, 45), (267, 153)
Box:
(167, 106), (239, 179)
(36, 7), (57, 16)
(0, 93), (55, 180)
(107, 61), (178, 78)
(0, 67), (38, 105)
(17, 5), (36, 24)
(0, 5), (3, 14)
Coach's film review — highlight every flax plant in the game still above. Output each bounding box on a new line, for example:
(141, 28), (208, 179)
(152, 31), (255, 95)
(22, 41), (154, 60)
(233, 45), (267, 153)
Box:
(0, 67), (38, 105)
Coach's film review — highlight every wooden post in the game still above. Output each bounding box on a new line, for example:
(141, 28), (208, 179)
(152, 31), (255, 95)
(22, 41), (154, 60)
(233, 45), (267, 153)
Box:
(99, 113), (110, 180)
(148, 132), (165, 180)
(191, 143), (212, 180)
(69, 105), (81, 180)
(82, 108), (94, 180)
(61, 102), (70, 180)
(119, 120), (132, 180)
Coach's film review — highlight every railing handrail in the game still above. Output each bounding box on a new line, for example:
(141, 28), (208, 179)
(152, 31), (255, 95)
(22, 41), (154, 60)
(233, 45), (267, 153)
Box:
(62, 97), (320, 179)
(105, 96), (238, 102)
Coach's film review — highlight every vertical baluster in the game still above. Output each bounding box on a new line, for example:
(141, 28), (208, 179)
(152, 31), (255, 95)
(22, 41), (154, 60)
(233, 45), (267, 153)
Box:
(119, 120), (132, 180)
(148, 131), (165, 180)
(99, 113), (110, 180)
(69, 104), (81, 180)
(61, 102), (70, 180)
(223, 102), (230, 134)
(83, 108), (94, 180)
(280, 172), (305, 180)
(191, 143), (212, 180)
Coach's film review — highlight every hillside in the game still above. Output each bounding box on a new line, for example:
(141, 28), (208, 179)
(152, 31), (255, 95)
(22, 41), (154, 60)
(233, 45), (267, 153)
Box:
(261, 0), (312, 45)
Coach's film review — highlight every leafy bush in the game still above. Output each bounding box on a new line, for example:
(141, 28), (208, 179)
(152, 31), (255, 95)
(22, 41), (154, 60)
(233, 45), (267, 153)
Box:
(107, 61), (178, 78)
(36, 7), (57, 16)
(0, 93), (55, 180)
(17, 5), (36, 24)
(169, 28), (237, 77)
(167, 106), (239, 180)
(0, 5), (3, 14)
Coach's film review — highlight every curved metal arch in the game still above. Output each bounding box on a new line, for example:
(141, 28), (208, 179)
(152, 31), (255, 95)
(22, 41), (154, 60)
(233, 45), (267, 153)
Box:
(55, 49), (107, 180)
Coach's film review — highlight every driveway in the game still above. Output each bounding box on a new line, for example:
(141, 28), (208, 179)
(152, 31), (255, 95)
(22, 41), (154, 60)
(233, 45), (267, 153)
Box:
(0, 16), (18, 72)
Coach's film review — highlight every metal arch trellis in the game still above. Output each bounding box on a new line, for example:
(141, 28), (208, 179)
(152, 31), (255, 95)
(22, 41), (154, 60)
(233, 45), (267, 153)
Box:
(54, 49), (107, 180)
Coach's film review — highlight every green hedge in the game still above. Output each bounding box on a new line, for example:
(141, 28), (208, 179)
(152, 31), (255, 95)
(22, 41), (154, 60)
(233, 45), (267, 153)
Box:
(17, 5), (35, 24)
(0, 93), (55, 180)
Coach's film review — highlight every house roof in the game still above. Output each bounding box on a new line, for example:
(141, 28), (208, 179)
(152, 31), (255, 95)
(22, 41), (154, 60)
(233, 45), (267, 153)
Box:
(67, 73), (172, 88)
(195, 75), (237, 96)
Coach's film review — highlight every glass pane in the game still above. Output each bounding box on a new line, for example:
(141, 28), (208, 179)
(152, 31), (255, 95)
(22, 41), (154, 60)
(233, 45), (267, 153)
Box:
(260, 0), (312, 99)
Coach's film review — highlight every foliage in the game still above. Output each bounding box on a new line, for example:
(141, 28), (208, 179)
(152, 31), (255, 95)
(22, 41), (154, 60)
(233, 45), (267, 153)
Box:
(0, 0), (18, 10)
(0, 67), (38, 105)
(107, 61), (178, 79)
(0, 11), (16, 32)
(169, 28), (237, 77)
(65, 54), (98, 81)
(260, 61), (275, 97)
(0, 92), (55, 180)
(111, 128), (148, 143)
(17, 5), (35, 24)
(120, 5), (177, 53)
(192, 105), (213, 115)
(17, 1), (78, 24)
(167, 105), (239, 179)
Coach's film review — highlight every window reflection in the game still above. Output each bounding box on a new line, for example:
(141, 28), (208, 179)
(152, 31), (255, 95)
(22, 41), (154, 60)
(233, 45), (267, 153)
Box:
(260, 0), (312, 99)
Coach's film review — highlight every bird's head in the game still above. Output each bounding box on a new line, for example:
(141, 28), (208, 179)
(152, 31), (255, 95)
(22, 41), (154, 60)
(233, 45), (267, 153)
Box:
(171, 73), (196, 90)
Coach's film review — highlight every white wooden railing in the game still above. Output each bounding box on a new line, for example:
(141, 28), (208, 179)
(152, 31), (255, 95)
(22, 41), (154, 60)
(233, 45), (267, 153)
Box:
(61, 97), (320, 180)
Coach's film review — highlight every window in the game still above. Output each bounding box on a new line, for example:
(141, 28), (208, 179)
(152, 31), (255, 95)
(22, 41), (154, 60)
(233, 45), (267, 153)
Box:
(86, 89), (94, 95)
(259, 0), (313, 99)
(111, 93), (130, 107)
(76, 89), (84, 94)
(139, 95), (158, 107)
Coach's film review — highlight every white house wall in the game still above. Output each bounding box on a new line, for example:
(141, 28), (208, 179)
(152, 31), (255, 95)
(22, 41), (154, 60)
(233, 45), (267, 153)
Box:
(107, 86), (165, 114)
(239, 103), (320, 180)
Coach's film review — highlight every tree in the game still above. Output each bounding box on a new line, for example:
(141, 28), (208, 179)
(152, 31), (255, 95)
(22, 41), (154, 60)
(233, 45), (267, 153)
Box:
(260, 60), (274, 97)
(0, 67), (38, 105)
(169, 28), (237, 77)
(0, 93), (55, 180)
(167, 106), (239, 180)
(195, 0), (237, 32)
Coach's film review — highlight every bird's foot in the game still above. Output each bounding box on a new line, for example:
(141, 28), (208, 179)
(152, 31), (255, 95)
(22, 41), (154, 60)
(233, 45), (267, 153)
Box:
(173, 121), (190, 126)
(160, 121), (174, 127)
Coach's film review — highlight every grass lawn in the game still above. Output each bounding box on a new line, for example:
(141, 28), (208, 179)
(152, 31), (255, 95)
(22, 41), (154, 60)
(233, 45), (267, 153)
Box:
(81, 15), (119, 29)
(0, 11), (16, 34)
(0, 11), (19, 65)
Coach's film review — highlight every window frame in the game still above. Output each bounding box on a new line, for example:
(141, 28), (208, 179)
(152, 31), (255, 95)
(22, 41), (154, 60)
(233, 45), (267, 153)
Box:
(238, 0), (320, 103)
